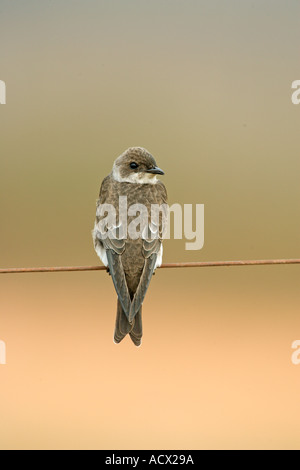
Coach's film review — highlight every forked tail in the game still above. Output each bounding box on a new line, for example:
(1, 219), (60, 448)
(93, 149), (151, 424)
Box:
(114, 299), (142, 346)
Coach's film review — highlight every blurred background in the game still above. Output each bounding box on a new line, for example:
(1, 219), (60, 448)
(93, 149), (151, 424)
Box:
(0, 0), (299, 449)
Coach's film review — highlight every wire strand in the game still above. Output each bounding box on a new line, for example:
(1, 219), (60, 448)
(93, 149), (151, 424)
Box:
(0, 259), (300, 274)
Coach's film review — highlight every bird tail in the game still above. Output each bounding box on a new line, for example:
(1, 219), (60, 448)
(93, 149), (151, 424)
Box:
(114, 299), (142, 347)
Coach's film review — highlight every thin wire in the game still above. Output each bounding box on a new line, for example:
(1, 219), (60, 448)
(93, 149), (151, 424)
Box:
(0, 259), (300, 274)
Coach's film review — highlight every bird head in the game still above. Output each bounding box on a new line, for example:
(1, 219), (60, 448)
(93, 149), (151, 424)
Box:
(112, 147), (164, 184)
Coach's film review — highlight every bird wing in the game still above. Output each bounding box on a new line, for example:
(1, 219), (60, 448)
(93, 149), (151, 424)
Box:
(128, 253), (157, 322)
(106, 249), (132, 317)
(129, 181), (168, 322)
(95, 176), (132, 318)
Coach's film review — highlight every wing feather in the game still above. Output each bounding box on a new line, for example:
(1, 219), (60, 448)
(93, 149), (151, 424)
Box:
(106, 249), (132, 318)
(128, 254), (157, 322)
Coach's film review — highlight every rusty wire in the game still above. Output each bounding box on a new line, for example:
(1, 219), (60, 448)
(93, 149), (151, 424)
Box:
(0, 258), (299, 274)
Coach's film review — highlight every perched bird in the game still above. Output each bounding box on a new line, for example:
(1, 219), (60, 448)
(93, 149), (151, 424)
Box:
(92, 147), (167, 346)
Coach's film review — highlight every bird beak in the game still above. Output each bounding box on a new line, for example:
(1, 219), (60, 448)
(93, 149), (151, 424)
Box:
(146, 166), (165, 175)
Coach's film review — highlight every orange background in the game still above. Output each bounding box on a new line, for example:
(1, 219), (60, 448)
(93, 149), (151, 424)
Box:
(0, 1), (300, 449)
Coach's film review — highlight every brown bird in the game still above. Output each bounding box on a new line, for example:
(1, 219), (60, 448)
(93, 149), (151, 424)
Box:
(92, 147), (168, 346)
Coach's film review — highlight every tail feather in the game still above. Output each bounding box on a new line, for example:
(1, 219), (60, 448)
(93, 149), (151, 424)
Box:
(114, 299), (142, 346)
(114, 299), (132, 343)
(129, 309), (142, 346)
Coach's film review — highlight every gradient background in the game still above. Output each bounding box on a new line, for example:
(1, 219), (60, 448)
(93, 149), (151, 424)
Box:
(0, 0), (300, 450)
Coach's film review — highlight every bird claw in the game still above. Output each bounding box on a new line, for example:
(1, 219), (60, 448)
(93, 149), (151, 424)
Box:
(106, 267), (111, 275)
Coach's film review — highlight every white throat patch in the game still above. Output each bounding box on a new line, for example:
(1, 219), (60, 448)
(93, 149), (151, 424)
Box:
(112, 165), (158, 185)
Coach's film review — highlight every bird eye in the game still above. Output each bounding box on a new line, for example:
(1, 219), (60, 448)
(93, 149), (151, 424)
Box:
(130, 162), (138, 169)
